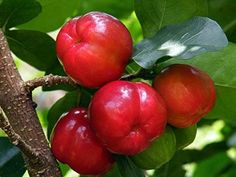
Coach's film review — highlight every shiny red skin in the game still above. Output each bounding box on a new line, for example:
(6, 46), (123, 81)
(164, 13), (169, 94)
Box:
(51, 108), (114, 175)
(89, 81), (167, 155)
(154, 64), (216, 128)
(56, 12), (133, 88)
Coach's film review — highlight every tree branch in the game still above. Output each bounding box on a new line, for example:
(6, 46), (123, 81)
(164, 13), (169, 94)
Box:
(0, 107), (41, 159)
(0, 29), (61, 177)
(24, 74), (77, 92)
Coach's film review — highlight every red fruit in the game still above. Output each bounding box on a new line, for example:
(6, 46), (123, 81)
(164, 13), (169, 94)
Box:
(51, 108), (114, 175)
(89, 81), (167, 155)
(56, 12), (133, 88)
(154, 64), (216, 128)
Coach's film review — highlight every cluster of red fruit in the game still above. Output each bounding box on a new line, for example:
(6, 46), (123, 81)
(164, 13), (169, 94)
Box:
(51, 12), (216, 175)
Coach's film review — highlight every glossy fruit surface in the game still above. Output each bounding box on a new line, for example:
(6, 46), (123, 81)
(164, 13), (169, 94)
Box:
(131, 126), (176, 169)
(89, 80), (167, 155)
(173, 124), (197, 150)
(51, 108), (114, 175)
(56, 12), (133, 88)
(154, 64), (216, 128)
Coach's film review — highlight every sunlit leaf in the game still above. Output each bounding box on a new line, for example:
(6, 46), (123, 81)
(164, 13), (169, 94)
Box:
(133, 17), (228, 69)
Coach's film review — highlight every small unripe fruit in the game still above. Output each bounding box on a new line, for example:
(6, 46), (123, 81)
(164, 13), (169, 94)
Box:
(56, 12), (133, 88)
(51, 108), (114, 175)
(89, 80), (167, 155)
(154, 64), (216, 128)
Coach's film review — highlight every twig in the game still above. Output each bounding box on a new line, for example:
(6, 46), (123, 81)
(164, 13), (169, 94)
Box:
(24, 74), (77, 92)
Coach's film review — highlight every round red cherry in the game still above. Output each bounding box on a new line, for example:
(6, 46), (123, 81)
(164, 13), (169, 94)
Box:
(51, 108), (114, 175)
(56, 12), (133, 88)
(154, 64), (216, 128)
(89, 81), (167, 155)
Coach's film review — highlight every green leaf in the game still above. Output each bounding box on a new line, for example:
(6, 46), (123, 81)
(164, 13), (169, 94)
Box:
(77, 0), (134, 19)
(180, 141), (228, 163)
(227, 30), (236, 43)
(153, 140), (228, 177)
(153, 165), (186, 177)
(122, 12), (143, 44)
(131, 126), (176, 169)
(207, 0), (236, 42)
(173, 125), (197, 150)
(59, 163), (71, 176)
(219, 165), (236, 177)
(193, 152), (232, 177)
(160, 43), (236, 121)
(115, 155), (145, 177)
(153, 152), (186, 177)
(101, 164), (122, 177)
(207, 86), (236, 120)
(0, 0), (41, 29)
(0, 137), (26, 177)
(177, 43), (236, 88)
(208, 0), (236, 32)
(18, 0), (80, 32)
(78, 88), (94, 108)
(47, 90), (81, 139)
(134, 0), (208, 37)
(133, 17), (228, 69)
(124, 61), (142, 77)
(6, 30), (58, 71)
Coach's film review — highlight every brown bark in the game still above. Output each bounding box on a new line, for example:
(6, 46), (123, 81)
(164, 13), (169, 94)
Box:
(0, 29), (62, 176)
(24, 74), (77, 92)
